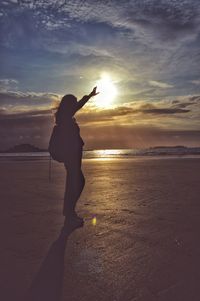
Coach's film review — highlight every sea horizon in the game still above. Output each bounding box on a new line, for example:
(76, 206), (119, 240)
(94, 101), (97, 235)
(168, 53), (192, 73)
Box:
(1, 147), (200, 159)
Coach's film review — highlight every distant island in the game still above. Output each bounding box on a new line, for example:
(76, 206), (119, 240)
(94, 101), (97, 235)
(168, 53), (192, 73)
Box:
(0, 144), (47, 153)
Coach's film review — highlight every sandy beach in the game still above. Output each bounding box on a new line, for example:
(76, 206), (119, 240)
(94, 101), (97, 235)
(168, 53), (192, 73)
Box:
(0, 156), (200, 301)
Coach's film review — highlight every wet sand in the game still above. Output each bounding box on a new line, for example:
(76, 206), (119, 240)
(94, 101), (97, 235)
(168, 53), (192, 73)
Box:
(0, 157), (200, 301)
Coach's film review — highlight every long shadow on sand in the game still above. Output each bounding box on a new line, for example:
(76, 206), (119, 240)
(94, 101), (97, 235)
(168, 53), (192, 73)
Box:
(26, 225), (82, 301)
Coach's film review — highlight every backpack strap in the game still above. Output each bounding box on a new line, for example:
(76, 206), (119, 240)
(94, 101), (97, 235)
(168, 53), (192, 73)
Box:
(49, 154), (52, 182)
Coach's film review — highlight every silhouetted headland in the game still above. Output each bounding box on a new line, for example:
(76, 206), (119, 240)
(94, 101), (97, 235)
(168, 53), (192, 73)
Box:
(1, 143), (46, 153)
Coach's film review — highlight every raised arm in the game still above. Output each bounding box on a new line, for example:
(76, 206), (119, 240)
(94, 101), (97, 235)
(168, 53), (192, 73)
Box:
(76, 86), (99, 112)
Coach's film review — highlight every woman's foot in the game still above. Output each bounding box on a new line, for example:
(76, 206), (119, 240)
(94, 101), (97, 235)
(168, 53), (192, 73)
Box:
(61, 214), (84, 234)
(72, 212), (84, 223)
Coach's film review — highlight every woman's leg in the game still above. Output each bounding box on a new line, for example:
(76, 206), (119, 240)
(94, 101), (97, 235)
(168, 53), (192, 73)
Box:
(63, 162), (73, 216)
(63, 149), (85, 217)
(71, 169), (85, 213)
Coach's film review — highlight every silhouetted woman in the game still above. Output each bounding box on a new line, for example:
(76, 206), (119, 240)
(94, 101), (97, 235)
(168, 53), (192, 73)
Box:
(55, 87), (99, 230)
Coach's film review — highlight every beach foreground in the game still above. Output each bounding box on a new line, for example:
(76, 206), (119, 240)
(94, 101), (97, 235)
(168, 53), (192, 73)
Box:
(0, 157), (200, 301)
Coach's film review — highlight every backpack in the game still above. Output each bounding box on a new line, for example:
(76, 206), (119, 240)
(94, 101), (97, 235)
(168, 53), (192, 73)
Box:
(48, 125), (66, 163)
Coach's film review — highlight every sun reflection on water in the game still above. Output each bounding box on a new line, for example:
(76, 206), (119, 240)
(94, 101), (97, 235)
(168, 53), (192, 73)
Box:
(94, 149), (122, 157)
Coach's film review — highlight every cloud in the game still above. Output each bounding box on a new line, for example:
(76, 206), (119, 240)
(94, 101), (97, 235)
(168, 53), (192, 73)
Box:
(149, 80), (174, 89)
(76, 102), (191, 126)
(1, 1), (200, 47)
(189, 95), (200, 102)
(191, 79), (200, 85)
(0, 78), (18, 91)
(137, 102), (190, 114)
(0, 108), (52, 119)
(0, 90), (60, 110)
(141, 108), (190, 114)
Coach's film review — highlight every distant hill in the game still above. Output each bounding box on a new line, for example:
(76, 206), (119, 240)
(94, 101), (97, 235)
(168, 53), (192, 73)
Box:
(2, 144), (47, 153)
(145, 145), (200, 156)
(151, 145), (186, 149)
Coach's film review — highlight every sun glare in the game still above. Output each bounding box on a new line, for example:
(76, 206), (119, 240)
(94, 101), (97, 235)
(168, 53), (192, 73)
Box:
(94, 74), (117, 107)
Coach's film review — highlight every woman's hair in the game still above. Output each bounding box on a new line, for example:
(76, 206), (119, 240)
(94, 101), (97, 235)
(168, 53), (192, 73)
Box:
(55, 94), (77, 125)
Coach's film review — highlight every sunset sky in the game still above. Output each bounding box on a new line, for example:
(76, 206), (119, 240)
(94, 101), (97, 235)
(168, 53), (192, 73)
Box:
(0, 0), (200, 150)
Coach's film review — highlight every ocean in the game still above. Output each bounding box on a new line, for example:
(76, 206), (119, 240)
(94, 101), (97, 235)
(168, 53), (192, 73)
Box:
(0, 147), (200, 160)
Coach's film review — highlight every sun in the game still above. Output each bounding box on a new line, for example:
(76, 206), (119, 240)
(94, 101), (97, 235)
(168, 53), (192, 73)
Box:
(94, 74), (117, 107)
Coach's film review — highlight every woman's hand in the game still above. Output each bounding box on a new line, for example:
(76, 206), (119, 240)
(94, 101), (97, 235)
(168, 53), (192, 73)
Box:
(76, 87), (100, 112)
(89, 86), (99, 97)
